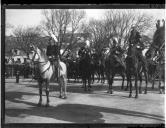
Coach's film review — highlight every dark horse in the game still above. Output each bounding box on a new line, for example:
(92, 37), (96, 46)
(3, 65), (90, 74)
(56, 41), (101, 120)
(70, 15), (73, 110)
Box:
(29, 45), (67, 107)
(145, 23), (165, 94)
(126, 43), (148, 98)
(105, 47), (126, 94)
(91, 52), (105, 84)
(79, 48), (92, 91)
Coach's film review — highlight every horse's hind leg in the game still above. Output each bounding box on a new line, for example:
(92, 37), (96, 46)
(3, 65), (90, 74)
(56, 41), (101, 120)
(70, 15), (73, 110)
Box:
(144, 71), (148, 94)
(125, 75), (129, 91)
(138, 73), (142, 94)
(129, 75), (132, 98)
(59, 77), (63, 98)
(121, 73), (125, 90)
(88, 77), (91, 91)
(45, 80), (50, 107)
(108, 74), (114, 94)
(62, 76), (67, 99)
(38, 81), (42, 106)
(64, 76), (67, 98)
(135, 74), (138, 98)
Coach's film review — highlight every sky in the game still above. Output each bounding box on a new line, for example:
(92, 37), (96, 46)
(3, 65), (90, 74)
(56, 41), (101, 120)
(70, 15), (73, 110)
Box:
(6, 9), (165, 36)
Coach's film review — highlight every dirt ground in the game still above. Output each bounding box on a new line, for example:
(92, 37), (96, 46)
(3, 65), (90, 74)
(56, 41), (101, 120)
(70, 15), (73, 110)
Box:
(4, 78), (165, 124)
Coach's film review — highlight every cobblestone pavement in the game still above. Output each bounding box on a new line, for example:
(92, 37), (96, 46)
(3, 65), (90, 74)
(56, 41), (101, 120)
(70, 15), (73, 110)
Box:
(4, 78), (165, 124)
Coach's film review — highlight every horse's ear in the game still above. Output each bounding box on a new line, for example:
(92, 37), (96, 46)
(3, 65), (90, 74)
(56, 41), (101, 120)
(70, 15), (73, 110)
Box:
(30, 44), (37, 51)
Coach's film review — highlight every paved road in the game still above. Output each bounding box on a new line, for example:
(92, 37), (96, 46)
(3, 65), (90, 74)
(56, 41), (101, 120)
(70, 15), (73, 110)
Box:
(5, 78), (165, 124)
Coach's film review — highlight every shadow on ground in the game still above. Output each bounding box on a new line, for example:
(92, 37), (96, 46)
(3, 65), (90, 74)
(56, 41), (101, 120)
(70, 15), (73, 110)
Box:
(6, 101), (164, 123)
(5, 90), (164, 123)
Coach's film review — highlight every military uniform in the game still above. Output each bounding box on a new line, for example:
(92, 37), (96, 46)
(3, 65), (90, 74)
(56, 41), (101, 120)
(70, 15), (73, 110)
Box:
(46, 44), (59, 62)
(46, 42), (60, 80)
(129, 28), (147, 71)
(110, 44), (125, 68)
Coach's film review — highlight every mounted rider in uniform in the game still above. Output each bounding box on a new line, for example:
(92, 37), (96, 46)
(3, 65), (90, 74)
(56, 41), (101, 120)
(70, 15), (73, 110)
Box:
(128, 26), (147, 71)
(109, 37), (125, 68)
(46, 35), (60, 79)
(78, 37), (91, 58)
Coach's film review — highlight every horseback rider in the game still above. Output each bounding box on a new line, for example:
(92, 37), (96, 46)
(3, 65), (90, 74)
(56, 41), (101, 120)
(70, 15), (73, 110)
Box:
(156, 20), (161, 30)
(109, 37), (125, 68)
(78, 37), (91, 58)
(128, 26), (147, 71)
(46, 37), (59, 64)
(46, 37), (60, 78)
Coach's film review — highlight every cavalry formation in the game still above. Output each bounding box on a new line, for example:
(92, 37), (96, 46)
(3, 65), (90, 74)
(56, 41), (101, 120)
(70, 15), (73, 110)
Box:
(28, 20), (165, 107)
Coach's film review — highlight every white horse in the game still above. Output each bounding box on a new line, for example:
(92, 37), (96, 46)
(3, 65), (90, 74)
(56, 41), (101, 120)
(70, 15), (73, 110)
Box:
(29, 45), (67, 107)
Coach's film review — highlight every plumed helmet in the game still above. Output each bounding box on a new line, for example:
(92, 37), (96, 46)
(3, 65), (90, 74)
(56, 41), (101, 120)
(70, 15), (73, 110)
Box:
(112, 37), (118, 44)
(85, 40), (90, 47)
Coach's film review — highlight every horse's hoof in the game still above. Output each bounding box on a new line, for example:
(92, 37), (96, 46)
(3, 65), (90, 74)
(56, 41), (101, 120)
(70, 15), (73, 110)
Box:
(159, 91), (162, 94)
(144, 90), (147, 94)
(129, 94), (132, 98)
(135, 95), (138, 98)
(45, 103), (50, 107)
(63, 96), (67, 99)
(139, 90), (142, 94)
(37, 103), (42, 107)
(59, 95), (62, 98)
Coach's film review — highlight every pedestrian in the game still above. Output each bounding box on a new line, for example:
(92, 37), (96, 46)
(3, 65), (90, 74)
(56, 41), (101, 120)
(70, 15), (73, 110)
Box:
(16, 70), (20, 83)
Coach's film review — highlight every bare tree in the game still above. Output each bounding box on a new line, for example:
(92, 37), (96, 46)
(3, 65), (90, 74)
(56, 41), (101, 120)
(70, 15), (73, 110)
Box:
(12, 26), (42, 56)
(104, 9), (153, 50)
(41, 9), (86, 57)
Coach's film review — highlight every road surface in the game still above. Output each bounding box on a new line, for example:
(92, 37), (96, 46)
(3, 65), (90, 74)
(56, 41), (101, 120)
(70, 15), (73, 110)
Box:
(5, 78), (165, 124)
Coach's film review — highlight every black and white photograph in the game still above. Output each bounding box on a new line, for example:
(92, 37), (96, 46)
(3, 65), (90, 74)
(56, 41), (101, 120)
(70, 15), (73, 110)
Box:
(3, 6), (165, 125)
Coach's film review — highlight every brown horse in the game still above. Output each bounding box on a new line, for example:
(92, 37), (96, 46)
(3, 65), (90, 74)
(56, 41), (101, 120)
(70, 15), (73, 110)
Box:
(126, 43), (149, 98)
(105, 47), (126, 94)
(29, 45), (67, 107)
(145, 22), (165, 94)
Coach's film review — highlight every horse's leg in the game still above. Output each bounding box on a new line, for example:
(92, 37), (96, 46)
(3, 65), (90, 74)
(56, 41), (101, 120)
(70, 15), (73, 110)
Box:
(38, 80), (42, 106)
(45, 80), (50, 107)
(107, 73), (111, 93)
(152, 74), (155, 89)
(88, 77), (91, 91)
(129, 75), (132, 98)
(158, 71), (162, 94)
(97, 69), (100, 83)
(138, 73), (142, 94)
(83, 78), (87, 91)
(63, 75), (67, 99)
(59, 77), (63, 98)
(125, 74), (129, 91)
(144, 71), (148, 94)
(103, 72), (105, 84)
(121, 73), (125, 90)
(110, 73), (114, 94)
(135, 73), (138, 98)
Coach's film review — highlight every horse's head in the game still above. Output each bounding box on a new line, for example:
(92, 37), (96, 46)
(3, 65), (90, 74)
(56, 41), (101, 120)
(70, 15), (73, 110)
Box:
(29, 44), (42, 63)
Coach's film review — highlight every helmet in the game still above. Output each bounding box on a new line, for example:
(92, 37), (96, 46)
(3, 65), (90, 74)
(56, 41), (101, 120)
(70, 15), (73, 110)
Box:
(112, 37), (118, 44)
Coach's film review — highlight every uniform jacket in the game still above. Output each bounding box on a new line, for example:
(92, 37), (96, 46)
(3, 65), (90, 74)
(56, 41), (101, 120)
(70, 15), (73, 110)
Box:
(46, 44), (59, 57)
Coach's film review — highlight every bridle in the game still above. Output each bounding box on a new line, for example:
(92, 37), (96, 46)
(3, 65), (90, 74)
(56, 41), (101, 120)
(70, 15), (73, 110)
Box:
(31, 49), (48, 66)
(31, 48), (52, 75)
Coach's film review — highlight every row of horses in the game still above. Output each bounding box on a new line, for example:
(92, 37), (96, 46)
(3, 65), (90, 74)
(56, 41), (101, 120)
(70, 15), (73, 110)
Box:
(28, 23), (165, 106)
(65, 47), (163, 92)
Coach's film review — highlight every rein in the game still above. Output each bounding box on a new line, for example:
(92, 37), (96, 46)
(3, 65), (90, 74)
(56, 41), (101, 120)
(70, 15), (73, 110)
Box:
(31, 49), (52, 75)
